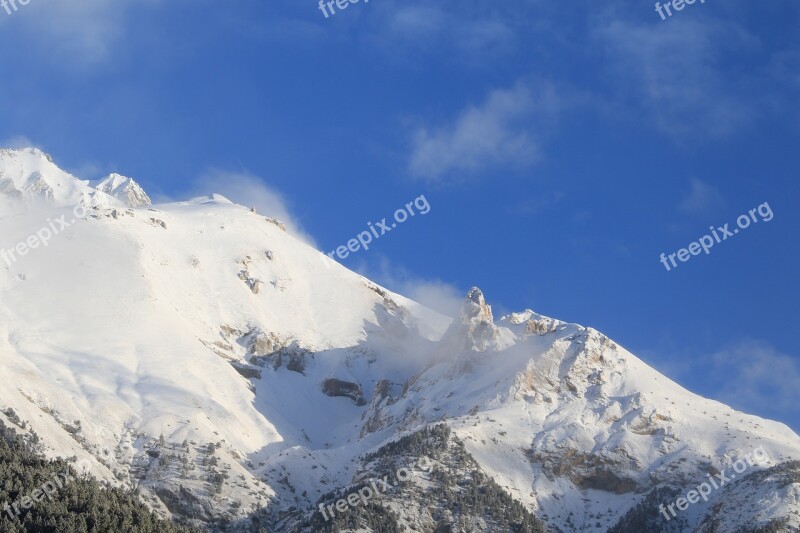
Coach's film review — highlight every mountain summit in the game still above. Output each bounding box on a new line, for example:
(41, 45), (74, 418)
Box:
(95, 173), (152, 207)
(0, 150), (797, 532)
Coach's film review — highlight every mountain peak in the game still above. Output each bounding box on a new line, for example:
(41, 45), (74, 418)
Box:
(461, 286), (493, 323)
(0, 147), (90, 205)
(96, 173), (151, 207)
(0, 146), (53, 159)
(438, 287), (513, 353)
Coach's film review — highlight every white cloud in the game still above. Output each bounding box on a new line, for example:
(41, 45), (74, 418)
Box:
(709, 340), (800, 426)
(362, 257), (465, 318)
(398, 279), (465, 319)
(679, 178), (726, 215)
(642, 338), (800, 432)
(190, 170), (316, 246)
(377, 3), (514, 58)
(1, 0), (163, 65)
(595, 18), (760, 138)
(0, 135), (39, 149)
(409, 82), (561, 183)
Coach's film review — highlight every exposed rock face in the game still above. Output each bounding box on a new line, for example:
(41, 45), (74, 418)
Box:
(237, 256), (262, 294)
(148, 217), (167, 229)
(524, 316), (562, 336)
(321, 378), (366, 406)
(439, 287), (503, 353)
(246, 330), (284, 356)
(264, 217), (286, 231)
(503, 310), (566, 337)
(527, 448), (642, 494)
(230, 362), (262, 380)
(462, 286), (493, 323)
(361, 379), (401, 436)
(251, 343), (310, 374)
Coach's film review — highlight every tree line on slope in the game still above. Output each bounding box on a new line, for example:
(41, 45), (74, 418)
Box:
(0, 420), (197, 533)
(296, 424), (548, 533)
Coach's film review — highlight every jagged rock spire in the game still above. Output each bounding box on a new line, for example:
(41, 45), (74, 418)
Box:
(461, 287), (493, 323)
(440, 287), (500, 353)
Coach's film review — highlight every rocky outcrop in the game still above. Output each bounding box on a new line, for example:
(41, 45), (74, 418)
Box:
(527, 448), (642, 494)
(321, 378), (366, 406)
(360, 379), (401, 436)
(264, 217), (286, 231)
(230, 362), (262, 379)
(245, 329), (285, 356)
(524, 316), (562, 336)
(250, 342), (310, 374)
(237, 256), (262, 294)
(439, 287), (503, 353)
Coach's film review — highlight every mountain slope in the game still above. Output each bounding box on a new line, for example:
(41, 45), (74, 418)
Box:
(0, 148), (798, 532)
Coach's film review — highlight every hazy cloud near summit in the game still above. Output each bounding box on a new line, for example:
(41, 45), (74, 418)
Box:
(0, 135), (39, 150)
(190, 170), (317, 246)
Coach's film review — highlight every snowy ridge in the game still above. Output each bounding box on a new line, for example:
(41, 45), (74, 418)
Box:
(0, 148), (112, 207)
(0, 148), (798, 532)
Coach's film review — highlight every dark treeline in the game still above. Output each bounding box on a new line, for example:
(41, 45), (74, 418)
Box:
(0, 420), (197, 533)
(299, 424), (547, 533)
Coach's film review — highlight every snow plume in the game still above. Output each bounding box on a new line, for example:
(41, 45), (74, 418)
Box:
(0, 135), (38, 150)
(189, 169), (317, 246)
(368, 257), (463, 320)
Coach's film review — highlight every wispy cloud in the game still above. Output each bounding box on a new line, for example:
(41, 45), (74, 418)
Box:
(189, 170), (316, 246)
(645, 337), (800, 432)
(409, 82), (562, 184)
(0, 135), (39, 150)
(679, 178), (726, 215)
(595, 17), (761, 138)
(0, 0), (165, 66)
(709, 340), (800, 430)
(371, 3), (515, 61)
(508, 191), (564, 217)
(361, 257), (464, 318)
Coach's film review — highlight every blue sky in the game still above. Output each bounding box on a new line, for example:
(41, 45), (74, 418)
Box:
(1, 0), (798, 431)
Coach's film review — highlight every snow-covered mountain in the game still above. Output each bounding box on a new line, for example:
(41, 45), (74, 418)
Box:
(0, 148), (798, 532)
(95, 173), (152, 207)
(0, 148), (147, 208)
